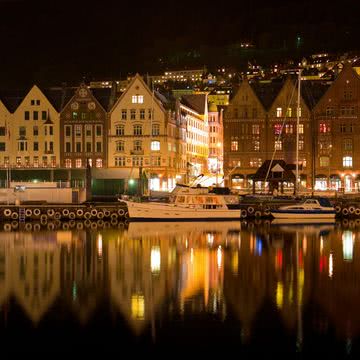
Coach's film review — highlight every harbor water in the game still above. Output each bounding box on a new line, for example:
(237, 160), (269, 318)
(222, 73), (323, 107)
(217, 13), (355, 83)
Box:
(0, 219), (359, 356)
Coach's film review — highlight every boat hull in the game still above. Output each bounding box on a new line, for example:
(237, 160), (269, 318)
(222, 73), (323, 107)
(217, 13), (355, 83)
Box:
(270, 209), (336, 219)
(125, 201), (240, 221)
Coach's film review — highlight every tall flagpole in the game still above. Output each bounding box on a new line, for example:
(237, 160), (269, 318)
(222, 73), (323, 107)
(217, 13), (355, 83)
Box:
(295, 69), (302, 196)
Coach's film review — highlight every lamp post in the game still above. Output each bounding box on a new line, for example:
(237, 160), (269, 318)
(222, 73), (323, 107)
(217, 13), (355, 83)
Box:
(328, 144), (332, 191)
(216, 142), (222, 186)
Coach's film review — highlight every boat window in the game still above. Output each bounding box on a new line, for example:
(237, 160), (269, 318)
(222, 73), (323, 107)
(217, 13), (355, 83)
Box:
(194, 196), (205, 204)
(176, 196), (185, 203)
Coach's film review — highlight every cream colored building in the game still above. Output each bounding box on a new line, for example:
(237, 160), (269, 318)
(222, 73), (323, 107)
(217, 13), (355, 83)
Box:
(178, 94), (209, 184)
(108, 74), (185, 191)
(10, 85), (60, 168)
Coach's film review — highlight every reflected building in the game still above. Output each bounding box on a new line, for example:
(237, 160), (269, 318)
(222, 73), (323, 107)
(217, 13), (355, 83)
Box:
(61, 230), (108, 324)
(108, 227), (177, 335)
(0, 231), (60, 323)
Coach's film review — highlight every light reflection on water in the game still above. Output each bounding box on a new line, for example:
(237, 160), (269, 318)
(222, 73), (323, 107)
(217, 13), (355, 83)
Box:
(0, 220), (360, 354)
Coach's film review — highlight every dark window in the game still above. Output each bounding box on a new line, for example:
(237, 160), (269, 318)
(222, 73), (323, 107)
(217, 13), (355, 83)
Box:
(65, 126), (71, 137)
(96, 142), (102, 152)
(42, 111), (47, 120)
(33, 142), (39, 151)
(96, 126), (102, 136)
(36, 100), (40, 105)
(0, 127), (5, 136)
(33, 126), (38, 136)
(0, 143), (5, 151)
(86, 142), (92, 152)
(25, 111), (30, 120)
(65, 142), (71, 152)
(33, 111), (38, 120)
(49, 126), (53, 135)
(76, 142), (81, 152)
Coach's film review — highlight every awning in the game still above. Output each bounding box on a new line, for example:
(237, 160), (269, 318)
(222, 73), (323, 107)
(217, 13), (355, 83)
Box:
(300, 174), (307, 180)
(330, 174), (341, 180)
(356, 174), (360, 181)
(91, 168), (140, 179)
(231, 174), (244, 179)
(247, 174), (256, 180)
(315, 174), (327, 179)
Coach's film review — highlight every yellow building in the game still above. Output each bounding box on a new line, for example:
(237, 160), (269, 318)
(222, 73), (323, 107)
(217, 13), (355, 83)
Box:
(108, 74), (186, 192)
(6, 85), (60, 168)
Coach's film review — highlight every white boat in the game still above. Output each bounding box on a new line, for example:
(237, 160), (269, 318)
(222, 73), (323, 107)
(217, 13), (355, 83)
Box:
(270, 197), (336, 220)
(123, 189), (240, 221)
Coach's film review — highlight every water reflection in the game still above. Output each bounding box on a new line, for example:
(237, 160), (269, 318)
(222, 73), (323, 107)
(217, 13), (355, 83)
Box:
(0, 220), (360, 354)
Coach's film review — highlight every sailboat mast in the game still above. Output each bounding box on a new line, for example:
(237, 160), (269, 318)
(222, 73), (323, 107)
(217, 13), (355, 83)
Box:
(295, 69), (302, 195)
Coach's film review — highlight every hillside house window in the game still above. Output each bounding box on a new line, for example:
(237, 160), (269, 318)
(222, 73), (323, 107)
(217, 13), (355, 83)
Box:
(276, 107), (282, 117)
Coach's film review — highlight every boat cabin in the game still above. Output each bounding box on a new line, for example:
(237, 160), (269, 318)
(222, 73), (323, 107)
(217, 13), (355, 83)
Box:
(175, 194), (227, 209)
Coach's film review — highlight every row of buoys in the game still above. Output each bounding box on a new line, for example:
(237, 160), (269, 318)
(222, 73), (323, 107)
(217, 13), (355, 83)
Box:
(334, 204), (360, 217)
(1, 207), (129, 221)
(2, 219), (130, 231)
(240, 206), (272, 218)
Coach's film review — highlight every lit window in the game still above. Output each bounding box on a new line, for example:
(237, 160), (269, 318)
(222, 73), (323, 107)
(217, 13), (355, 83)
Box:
(276, 107), (282, 117)
(151, 141), (160, 151)
(319, 123), (330, 133)
(96, 158), (102, 168)
(252, 124), (260, 135)
(132, 95), (144, 104)
(274, 124), (282, 135)
(253, 140), (260, 151)
(298, 124), (304, 134)
(343, 156), (352, 168)
(274, 140), (282, 150)
(299, 140), (304, 150)
(75, 159), (82, 168)
(115, 157), (125, 166)
(320, 156), (329, 167)
(65, 159), (72, 168)
(285, 124), (293, 134)
(231, 141), (238, 151)
(286, 108), (292, 117)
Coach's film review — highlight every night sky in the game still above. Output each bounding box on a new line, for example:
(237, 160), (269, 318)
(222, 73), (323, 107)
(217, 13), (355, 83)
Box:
(0, 0), (359, 88)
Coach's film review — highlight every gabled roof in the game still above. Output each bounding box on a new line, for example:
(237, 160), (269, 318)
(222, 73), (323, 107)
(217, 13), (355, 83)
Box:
(301, 81), (330, 110)
(42, 87), (71, 112)
(253, 160), (296, 182)
(250, 81), (283, 110)
(180, 94), (207, 114)
(0, 88), (29, 112)
(109, 73), (166, 114)
(91, 88), (114, 111)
